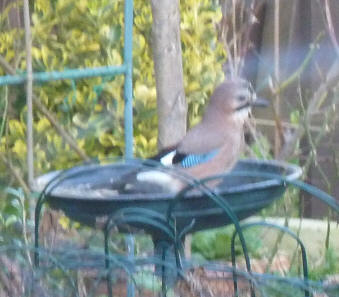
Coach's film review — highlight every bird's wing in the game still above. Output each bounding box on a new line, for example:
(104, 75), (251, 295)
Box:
(177, 122), (226, 154)
(150, 122), (226, 168)
(176, 149), (219, 168)
(150, 148), (188, 166)
(150, 145), (181, 165)
(151, 143), (220, 168)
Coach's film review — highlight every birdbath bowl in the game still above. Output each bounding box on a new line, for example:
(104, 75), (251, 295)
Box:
(33, 158), (302, 290)
(34, 159), (302, 236)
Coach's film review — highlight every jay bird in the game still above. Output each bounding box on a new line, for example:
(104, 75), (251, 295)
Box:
(122, 78), (268, 193)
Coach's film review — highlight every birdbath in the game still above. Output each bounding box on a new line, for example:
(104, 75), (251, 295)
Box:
(33, 158), (302, 293)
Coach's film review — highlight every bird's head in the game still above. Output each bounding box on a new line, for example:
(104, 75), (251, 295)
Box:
(207, 78), (268, 123)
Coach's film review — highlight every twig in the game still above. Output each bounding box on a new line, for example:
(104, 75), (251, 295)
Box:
(303, 103), (338, 180)
(0, 86), (8, 138)
(232, 0), (238, 75)
(7, 187), (34, 267)
(0, 55), (14, 74)
(245, 120), (269, 159)
(34, 98), (90, 161)
(290, 213), (304, 272)
(265, 216), (289, 274)
(274, 35), (322, 95)
(220, 0), (263, 77)
(23, 0), (34, 189)
(0, 256), (23, 297)
(0, 152), (30, 195)
(324, 0), (339, 57)
(254, 118), (323, 132)
(273, 0), (281, 157)
(277, 58), (339, 160)
(0, 54), (89, 162)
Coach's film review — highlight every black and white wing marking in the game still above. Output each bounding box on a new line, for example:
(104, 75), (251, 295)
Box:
(152, 148), (219, 168)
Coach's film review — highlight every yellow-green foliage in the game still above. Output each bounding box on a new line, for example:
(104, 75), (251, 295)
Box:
(0, 0), (225, 183)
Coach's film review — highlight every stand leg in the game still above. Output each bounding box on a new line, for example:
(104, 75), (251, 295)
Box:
(161, 244), (167, 297)
(34, 194), (46, 267)
(126, 235), (135, 297)
(104, 229), (113, 297)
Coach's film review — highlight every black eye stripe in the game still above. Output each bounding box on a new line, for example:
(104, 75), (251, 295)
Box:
(236, 102), (250, 111)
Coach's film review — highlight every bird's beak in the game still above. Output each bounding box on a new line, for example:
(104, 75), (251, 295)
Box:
(251, 97), (269, 108)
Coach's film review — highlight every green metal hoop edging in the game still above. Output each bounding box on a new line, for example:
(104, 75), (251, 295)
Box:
(200, 171), (339, 213)
(104, 207), (180, 297)
(167, 180), (256, 297)
(231, 222), (310, 297)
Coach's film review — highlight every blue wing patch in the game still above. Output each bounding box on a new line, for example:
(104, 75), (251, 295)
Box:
(180, 149), (219, 168)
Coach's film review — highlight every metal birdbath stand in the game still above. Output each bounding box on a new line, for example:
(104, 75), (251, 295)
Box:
(33, 157), (327, 297)
(0, 0), (336, 294)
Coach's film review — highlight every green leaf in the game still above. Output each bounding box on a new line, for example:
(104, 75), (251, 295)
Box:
(5, 187), (24, 199)
(5, 214), (19, 227)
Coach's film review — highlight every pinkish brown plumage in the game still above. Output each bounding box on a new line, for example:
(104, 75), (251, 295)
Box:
(137, 78), (268, 192)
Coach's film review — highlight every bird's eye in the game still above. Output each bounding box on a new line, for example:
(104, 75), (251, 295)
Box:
(238, 95), (246, 102)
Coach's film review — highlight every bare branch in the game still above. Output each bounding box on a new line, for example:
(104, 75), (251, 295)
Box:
(0, 55), (14, 74)
(278, 58), (339, 160)
(273, 0), (282, 157)
(0, 54), (90, 162)
(0, 152), (30, 195)
(324, 0), (339, 57)
(23, 0), (34, 188)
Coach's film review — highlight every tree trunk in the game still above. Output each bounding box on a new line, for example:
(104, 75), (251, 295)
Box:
(150, 0), (187, 150)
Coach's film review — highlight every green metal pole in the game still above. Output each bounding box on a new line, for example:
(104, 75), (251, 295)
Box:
(0, 65), (127, 86)
(123, 2), (135, 297)
(123, 0), (134, 158)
